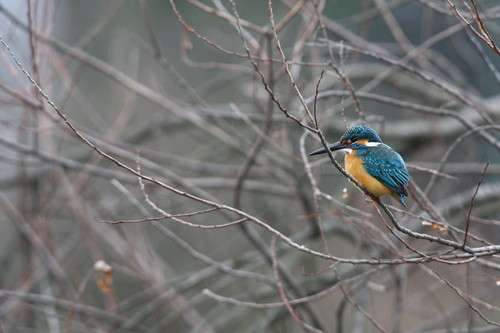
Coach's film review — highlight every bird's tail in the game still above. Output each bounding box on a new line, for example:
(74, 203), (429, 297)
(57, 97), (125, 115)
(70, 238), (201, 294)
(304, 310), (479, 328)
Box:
(391, 192), (407, 207)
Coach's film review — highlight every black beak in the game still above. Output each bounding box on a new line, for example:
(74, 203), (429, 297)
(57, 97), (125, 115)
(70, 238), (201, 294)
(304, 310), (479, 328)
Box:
(308, 141), (347, 156)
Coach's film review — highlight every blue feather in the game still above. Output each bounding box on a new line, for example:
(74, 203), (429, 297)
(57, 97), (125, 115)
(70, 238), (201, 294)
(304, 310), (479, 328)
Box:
(355, 144), (410, 196)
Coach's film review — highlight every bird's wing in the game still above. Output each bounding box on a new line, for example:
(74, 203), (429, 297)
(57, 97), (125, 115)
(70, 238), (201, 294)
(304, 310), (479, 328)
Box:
(358, 144), (411, 196)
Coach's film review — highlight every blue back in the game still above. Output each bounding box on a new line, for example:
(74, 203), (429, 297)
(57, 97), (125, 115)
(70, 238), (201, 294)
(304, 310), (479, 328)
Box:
(355, 143), (410, 196)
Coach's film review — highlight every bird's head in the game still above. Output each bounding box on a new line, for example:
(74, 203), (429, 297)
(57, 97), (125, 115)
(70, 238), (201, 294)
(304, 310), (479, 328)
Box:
(308, 125), (383, 156)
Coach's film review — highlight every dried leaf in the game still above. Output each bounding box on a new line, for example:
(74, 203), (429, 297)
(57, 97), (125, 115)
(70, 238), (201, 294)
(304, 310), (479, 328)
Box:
(422, 221), (448, 231)
(94, 260), (113, 293)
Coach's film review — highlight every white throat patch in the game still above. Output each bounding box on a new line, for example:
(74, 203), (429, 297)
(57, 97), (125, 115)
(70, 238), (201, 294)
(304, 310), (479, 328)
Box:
(365, 142), (381, 147)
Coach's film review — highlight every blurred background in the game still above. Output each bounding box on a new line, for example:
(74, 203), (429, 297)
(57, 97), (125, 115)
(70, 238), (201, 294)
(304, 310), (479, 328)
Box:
(0, 0), (499, 332)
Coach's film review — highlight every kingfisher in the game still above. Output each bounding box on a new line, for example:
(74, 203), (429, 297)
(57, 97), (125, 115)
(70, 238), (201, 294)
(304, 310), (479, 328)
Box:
(309, 125), (411, 206)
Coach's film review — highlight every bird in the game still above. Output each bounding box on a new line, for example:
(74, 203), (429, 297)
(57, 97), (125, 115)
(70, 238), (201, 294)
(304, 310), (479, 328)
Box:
(308, 125), (411, 206)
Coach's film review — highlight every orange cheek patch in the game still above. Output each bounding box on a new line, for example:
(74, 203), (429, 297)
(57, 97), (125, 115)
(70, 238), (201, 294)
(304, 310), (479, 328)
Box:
(357, 139), (369, 145)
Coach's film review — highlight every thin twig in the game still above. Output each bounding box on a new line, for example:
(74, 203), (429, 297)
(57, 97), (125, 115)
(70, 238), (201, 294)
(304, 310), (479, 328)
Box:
(463, 161), (490, 248)
(445, 0), (500, 55)
(271, 237), (324, 333)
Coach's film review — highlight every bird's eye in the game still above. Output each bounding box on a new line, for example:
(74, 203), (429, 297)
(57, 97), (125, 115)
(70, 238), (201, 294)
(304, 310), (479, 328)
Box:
(351, 136), (357, 142)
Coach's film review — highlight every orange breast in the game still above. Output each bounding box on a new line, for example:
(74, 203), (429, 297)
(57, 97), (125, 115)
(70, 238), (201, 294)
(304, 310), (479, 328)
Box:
(344, 152), (393, 198)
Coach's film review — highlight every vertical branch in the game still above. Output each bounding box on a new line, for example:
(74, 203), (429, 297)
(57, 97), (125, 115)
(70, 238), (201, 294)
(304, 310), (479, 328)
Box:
(270, 237), (324, 333)
(303, 69), (330, 253)
(233, 34), (274, 211)
(267, 0), (315, 124)
(312, 0), (366, 122)
(463, 161), (490, 248)
(339, 285), (388, 333)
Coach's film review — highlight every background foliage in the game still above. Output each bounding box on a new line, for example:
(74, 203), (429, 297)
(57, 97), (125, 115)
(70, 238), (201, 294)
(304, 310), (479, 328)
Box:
(0, 0), (499, 332)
